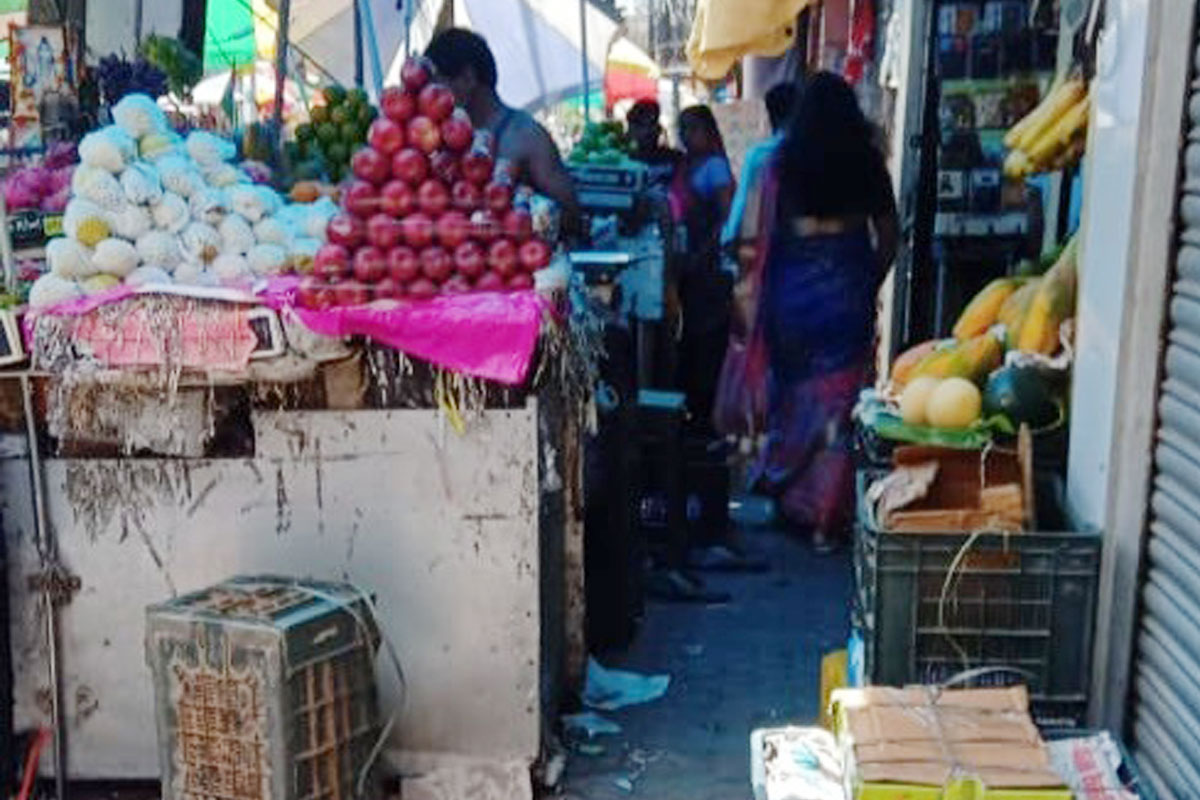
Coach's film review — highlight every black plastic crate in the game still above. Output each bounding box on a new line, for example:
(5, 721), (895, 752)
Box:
(852, 422), (895, 471)
(854, 470), (1101, 728)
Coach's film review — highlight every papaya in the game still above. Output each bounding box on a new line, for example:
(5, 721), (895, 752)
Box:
(1017, 238), (1078, 355)
(953, 277), (1022, 340)
(998, 280), (1039, 348)
(909, 332), (1003, 385)
(955, 332), (1005, 384)
(892, 339), (950, 387)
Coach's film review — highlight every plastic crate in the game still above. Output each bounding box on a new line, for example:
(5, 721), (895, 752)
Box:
(853, 471), (1100, 728)
(853, 421), (895, 471)
(146, 576), (381, 800)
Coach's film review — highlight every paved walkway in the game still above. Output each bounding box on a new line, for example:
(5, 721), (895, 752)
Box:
(562, 528), (852, 799)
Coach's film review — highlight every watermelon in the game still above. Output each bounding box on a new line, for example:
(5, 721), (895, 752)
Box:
(983, 366), (1061, 428)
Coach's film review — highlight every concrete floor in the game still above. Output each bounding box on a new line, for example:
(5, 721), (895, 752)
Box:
(562, 528), (852, 800)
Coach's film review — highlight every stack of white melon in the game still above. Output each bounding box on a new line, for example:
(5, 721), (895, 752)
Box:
(30, 94), (337, 308)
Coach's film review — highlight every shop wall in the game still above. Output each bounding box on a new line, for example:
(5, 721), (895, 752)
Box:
(85, 0), (183, 63)
(4, 409), (546, 782)
(1066, 0), (1194, 729)
(1066, 0), (1152, 532)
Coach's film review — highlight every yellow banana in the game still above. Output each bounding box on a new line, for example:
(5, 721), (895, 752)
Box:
(1026, 95), (1091, 167)
(1003, 74), (1066, 149)
(1009, 78), (1087, 153)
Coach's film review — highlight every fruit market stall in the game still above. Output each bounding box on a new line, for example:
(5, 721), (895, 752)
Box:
(854, 21), (1097, 714)
(1, 58), (594, 799)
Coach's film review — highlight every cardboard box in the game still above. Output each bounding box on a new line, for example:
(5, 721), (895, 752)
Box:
(878, 427), (1034, 533)
(831, 687), (1071, 799)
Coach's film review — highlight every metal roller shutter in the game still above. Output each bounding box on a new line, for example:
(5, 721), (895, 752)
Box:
(1130, 49), (1200, 798)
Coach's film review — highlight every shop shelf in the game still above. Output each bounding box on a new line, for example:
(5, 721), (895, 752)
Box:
(853, 471), (1100, 728)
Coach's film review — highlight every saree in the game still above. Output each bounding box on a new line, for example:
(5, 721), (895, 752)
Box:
(742, 168), (883, 534)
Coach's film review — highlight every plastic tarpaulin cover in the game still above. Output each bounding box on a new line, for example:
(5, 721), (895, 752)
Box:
(687, 0), (814, 81)
(26, 282), (548, 385)
(263, 278), (547, 385)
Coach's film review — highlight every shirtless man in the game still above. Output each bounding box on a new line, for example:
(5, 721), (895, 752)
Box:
(425, 28), (581, 235)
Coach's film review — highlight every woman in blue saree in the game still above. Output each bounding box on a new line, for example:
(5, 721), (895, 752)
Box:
(748, 72), (899, 552)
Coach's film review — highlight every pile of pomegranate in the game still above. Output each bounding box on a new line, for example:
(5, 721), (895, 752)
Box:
(302, 59), (553, 309)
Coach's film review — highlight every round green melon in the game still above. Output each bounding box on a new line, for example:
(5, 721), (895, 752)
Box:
(983, 366), (1061, 428)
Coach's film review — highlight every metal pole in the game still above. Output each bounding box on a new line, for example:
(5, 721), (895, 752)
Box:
(580, 0), (590, 121)
(359, 0), (385, 97)
(405, 0), (415, 59)
(648, 0), (657, 63)
(20, 375), (66, 800)
(0, 194), (15, 295)
(133, 0), (144, 47)
(354, 0), (364, 89)
(272, 0), (292, 141)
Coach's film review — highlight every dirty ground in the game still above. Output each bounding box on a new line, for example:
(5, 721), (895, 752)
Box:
(561, 527), (852, 799)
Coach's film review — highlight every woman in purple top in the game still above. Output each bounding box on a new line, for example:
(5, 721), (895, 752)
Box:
(670, 105), (736, 434)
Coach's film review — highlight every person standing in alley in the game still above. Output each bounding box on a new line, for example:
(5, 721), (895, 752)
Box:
(747, 72), (899, 553)
(722, 82), (798, 264)
(627, 99), (683, 188)
(670, 105), (736, 434)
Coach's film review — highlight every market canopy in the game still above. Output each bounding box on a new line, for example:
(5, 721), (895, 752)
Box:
(605, 37), (659, 108)
(455, 0), (620, 111)
(209, 0), (444, 93)
(203, 0), (258, 71)
(687, 0), (813, 81)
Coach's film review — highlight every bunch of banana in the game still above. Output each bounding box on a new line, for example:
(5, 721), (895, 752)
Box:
(1003, 76), (1090, 178)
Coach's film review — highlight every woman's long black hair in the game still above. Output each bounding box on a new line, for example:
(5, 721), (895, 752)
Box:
(678, 105), (728, 162)
(777, 71), (886, 218)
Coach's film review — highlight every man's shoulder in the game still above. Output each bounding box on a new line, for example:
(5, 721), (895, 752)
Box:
(510, 109), (549, 137)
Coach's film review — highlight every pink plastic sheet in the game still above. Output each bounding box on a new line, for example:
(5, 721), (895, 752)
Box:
(262, 277), (546, 385)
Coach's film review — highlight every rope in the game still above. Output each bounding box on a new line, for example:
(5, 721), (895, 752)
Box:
(291, 580), (408, 800)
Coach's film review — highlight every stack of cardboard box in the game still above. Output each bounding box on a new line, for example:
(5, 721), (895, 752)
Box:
(831, 686), (1071, 799)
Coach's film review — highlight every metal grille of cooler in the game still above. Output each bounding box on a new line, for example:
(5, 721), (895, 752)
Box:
(853, 472), (1101, 728)
(288, 650), (378, 800)
(148, 577), (380, 800)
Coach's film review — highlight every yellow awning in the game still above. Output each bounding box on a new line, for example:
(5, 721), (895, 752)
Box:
(687, 0), (813, 81)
